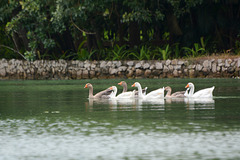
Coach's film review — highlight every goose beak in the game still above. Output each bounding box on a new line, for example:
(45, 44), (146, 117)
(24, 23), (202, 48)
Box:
(84, 84), (88, 88)
(131, 83), (135, 87)
(109, 86), (113, 90)
(118, 82), (122, 85)
(185, 84), (189, 88)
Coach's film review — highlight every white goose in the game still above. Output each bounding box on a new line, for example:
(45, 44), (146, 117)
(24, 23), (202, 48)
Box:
(109, 86), (136, 104)
(117, 81), (147, 98)
(109, 86), (118, 98)
(185, 82), (215, 98)
(109, 86), (136, 101)
(132, 82), (164, 99)
(116, 81), (135, 99)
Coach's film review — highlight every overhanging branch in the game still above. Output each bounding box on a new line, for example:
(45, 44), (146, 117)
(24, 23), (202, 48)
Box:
(0, 44), (27, 60)
(70, 18), (96, 35)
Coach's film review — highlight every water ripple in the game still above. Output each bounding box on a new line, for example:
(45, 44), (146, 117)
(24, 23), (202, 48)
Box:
(1, 119), (240, 159)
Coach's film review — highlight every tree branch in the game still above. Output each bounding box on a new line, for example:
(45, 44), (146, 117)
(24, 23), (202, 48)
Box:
(0, 44), (27, 60)
(70, 18), (96, 35)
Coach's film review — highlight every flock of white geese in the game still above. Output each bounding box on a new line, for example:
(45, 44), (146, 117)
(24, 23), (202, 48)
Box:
(84, 81), (215, 100)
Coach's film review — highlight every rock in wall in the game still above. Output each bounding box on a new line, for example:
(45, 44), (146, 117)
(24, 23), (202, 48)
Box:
(0, 58), (239, 80)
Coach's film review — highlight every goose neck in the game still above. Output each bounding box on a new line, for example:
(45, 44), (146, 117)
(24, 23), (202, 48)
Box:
(166, 90), (171, 97)
(88, 86), (94, 98)
(189, 85), (194, 96)
(137, 84), (143, 98)
(122, 83), (127, 92)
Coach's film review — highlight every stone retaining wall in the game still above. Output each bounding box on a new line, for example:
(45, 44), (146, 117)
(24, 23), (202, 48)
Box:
(0, 58), (240, 80)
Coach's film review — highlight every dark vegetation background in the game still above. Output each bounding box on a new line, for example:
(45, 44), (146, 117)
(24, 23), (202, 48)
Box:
(0, 0), (240, 61)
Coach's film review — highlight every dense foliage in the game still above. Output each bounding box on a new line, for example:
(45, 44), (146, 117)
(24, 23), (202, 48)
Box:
(0, 0), (240, 60)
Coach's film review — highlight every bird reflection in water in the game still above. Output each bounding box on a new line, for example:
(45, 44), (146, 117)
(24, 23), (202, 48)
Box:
(85, 98), (165, 110)
(184, 97), (215, 110)
(85, 97), (215, 111)
(164, 97), (215, 111)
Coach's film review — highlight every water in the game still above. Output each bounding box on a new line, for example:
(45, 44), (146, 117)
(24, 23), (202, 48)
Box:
(0, 79), (240, 160)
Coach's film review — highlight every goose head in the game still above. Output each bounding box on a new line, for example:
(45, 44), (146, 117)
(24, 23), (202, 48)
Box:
(185, 82), (194, 89)
(164, 86), (172, 92)
(109, 86), (117, 92)
(131, 82), (140, 88)
(84, 83), (92, 88)
(109, 86), (117, 97)
(118, 81), (126, 86)
(118, 81), (127, 92)
(185, 82), (194, 96)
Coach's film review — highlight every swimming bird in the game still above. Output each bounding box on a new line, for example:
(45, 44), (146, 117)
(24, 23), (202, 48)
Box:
(164, 86), (186, 98)
(109, 86), (118, 98)
(84, 83), (113, 99)
(132, 82), (164, 99)
(117, 81), (147, 98)
(185, 82), (215, 98)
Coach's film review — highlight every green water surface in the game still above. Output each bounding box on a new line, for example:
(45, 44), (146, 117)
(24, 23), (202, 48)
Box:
(0, 78), (240, 160)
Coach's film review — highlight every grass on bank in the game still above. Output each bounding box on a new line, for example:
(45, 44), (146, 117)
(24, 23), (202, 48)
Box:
(1, 41), (240, 61)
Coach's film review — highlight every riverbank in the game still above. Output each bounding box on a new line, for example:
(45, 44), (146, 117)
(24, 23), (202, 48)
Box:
(0, 56), (240, 80)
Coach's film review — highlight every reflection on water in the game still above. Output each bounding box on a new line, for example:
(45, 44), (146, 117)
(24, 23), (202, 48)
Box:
(1, 117), (240, 160)
(184, 97), (215, 105)
(1, 79), (240, 160)
(184, 97), (215, 110)
(86, 97), (215, 110)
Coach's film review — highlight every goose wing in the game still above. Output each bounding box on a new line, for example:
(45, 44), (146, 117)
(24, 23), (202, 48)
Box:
(94, 88), (113, 99)
(193, 86), (215, 98)
(117, 91), (134, 99)
(171, 91), (186, 97)
(145, 87), (165, 98)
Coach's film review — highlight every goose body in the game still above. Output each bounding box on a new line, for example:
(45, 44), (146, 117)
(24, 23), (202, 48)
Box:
(185, 82), (215, 98)
(117, 81), (147, 98)
(117, 91), (135, 99)
(84, 83), (113, 99)
(108, 86), (137, 106)
(165, 86), (186, 98)
(132, 82), (164, 99)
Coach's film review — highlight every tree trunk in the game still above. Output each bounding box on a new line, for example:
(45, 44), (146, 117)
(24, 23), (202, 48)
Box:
(87, 35), (98, 51)
(18, 28), (29, 50)
(12, 32), (22, 52)
(142, 24), (149, 42)
(167, 14), (182, 36)
(62, 27), (76, 52)
(87, 34), (99, 60)
(129, 21), (140, 47)
(117, 19), (124, 46)
(12, 28), (30, 55)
